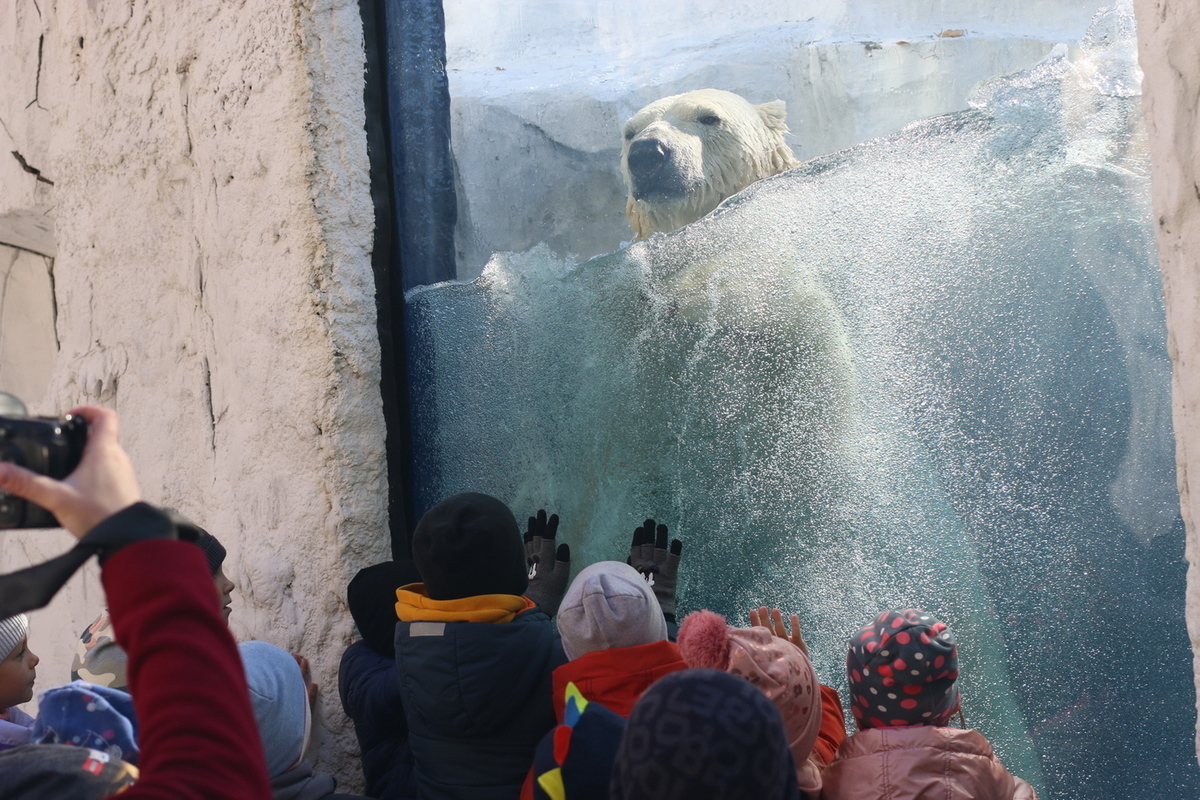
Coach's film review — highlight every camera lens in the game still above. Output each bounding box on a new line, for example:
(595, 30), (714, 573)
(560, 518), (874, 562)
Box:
(0, 440), (24, 465)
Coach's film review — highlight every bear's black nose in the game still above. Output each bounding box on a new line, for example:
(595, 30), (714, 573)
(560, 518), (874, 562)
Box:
(626, 138), (670, 179)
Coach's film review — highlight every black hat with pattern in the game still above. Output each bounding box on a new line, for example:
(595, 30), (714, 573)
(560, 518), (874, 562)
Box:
(611, 668), (801, 800)
(846, 608), (959, 729)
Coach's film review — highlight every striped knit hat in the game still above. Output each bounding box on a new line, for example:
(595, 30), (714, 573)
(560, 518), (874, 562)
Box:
(0, 614), (29, 661)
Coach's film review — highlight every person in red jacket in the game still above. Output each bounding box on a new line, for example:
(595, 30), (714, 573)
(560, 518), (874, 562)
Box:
(0, 405), (271, 799)
(521, 559), (688, 800)
(551, 560), (688, 720)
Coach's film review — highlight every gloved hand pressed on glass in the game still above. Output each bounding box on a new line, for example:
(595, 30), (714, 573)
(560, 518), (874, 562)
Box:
(627, 518), (682, 622)
(523, 509), (570, 617)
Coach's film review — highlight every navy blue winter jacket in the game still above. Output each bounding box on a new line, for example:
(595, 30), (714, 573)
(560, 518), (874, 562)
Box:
(394, 607), (567, 800)
(338, 641), (417, 800)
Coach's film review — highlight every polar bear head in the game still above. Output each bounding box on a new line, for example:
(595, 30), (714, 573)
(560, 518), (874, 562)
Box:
(621, 89), (800, 240)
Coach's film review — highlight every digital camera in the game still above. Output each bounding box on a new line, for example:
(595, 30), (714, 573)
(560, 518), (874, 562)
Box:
(0, 395), (88, 529)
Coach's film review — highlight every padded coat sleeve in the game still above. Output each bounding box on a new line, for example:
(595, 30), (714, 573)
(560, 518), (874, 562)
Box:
(339, 640), (416, 799)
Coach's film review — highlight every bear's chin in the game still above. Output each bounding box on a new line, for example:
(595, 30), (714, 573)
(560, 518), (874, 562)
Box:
(632, 187), (687, 204)
(630, 176), (690, 205)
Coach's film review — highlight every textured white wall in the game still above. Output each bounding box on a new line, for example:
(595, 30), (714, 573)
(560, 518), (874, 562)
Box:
(0, 246), (57, 405)
(1134, 0), (1200, 760)
(0, 0), (386, 786)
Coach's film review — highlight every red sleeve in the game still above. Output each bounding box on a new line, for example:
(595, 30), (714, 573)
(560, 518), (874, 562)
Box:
(520, 766), (535, 800)
(103, 537), (270, 799)
(813, 684), (848, 765)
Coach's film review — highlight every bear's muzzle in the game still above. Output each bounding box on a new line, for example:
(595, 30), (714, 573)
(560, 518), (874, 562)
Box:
(626, 138), (688, 201)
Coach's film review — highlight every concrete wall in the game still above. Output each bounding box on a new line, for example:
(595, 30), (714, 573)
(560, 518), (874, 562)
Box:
(0, 0), (386, 785)
(1134, 0), (1200, 759)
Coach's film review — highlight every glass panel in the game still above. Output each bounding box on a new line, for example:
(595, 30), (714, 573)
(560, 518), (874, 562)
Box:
(403, 3), (1198, 798)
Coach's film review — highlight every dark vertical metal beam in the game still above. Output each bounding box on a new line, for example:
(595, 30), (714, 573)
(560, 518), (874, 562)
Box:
(360, 0), (456, 557)
(382, 0), (457, 292)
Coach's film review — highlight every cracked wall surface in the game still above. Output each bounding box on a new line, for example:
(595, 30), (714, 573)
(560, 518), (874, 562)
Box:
(1134, 0), (1200, 759)
(0, 0), (386, 787)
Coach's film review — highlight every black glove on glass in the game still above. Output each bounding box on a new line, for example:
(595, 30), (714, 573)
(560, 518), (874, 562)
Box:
(627, 518), (682, 622)
(523, 509), (570, 617)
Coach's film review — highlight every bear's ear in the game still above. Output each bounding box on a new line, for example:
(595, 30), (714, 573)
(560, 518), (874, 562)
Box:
(756, 100), (790, 134)
(757, 100), (800, 174)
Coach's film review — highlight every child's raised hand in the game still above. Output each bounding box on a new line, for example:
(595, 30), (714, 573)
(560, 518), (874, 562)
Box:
(292, 653), (318, 708)
(523, 509), (570, 617)
(750, 606), (808, 656)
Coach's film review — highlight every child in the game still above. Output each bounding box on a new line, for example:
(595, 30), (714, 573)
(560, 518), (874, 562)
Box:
(677, 609), (830, 799)
(394, 492), (566, 800)
(70, 525), (234, 690)
(521, 560), (687, 800)
(551, 560), (687, 718)
(0, 614), (38, 747)
(749, 606), (848, 766)
(32, 680), (139, 762)
(821, 609), (1038, 800)
(339, 560), (420, 800)
(241, 640), (363, 800)
(611, 668), (801, 800)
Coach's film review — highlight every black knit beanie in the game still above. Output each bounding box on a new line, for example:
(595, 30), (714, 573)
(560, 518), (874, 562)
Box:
(412, 492), (528, 601)
(162, 510), (226, 575)
(192, 527), (227, 576)
(348, 560), (422, 657)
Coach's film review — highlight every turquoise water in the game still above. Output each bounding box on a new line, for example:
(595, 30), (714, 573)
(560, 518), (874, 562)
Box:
(405, 8), (1197, 798)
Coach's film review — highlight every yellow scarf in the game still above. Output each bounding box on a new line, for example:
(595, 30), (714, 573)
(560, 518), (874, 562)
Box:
(395, 583), (533, 624)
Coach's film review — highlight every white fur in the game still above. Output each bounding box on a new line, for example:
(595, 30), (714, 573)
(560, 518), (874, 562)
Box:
(620, 89), (800, 239)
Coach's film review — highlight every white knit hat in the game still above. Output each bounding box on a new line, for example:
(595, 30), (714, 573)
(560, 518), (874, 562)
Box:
(0, 615), (29, 661)
(557, 561), (668, 661)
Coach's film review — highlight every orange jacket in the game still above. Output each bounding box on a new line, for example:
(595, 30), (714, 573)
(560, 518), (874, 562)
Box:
(813, 685), (848, 765)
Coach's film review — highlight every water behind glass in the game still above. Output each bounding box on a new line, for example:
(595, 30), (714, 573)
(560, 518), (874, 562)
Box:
(408, 6), (1197, 798)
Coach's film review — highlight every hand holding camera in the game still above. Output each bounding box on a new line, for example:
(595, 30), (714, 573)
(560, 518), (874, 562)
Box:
(0, 402), (141, 538)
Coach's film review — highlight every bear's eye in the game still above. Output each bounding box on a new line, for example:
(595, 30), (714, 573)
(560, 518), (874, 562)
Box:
(697, 113), (721, 126)
(624, 127), (636, 141)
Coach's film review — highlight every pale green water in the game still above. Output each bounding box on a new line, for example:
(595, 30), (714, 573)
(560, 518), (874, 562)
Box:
(405, 7), (1197, 798)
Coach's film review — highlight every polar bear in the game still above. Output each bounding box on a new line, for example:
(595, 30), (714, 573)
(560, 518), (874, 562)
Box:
(621, 89), (800, 239)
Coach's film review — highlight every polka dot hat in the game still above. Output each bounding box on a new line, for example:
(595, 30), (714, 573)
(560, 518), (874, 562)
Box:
(846, 608), (960, 729)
